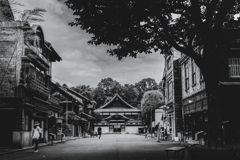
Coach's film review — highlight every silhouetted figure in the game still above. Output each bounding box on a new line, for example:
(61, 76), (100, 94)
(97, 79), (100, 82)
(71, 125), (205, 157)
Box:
(98, 126), (102, 139)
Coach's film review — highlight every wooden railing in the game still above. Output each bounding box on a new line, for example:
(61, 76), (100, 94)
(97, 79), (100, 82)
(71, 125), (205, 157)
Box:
(48, 95), (60, 105)
(28, 78), (49, 96)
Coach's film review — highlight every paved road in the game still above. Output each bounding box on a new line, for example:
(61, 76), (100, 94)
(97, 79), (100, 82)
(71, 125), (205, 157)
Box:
(0, 134), (182, 160)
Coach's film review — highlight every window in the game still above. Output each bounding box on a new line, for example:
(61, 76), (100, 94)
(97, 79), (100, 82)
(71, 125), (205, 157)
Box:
(168, 81), (173, 100)
(192, 59), (196, 86)
(229, 54), (240, 77)
(200, 70), (204, 81)
(167, 57), (171, 69)
(25, 115), (29, 130)
(185, 62), (189, 90)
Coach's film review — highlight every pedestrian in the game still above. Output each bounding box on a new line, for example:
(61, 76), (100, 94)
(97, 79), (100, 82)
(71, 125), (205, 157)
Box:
(160, 125), (164, 140)
(144, 126), (148, 139)
(155, 122), (160, 137)
(156, 123), (161, 142)
(97, 126), (102, 139)
(32, 121), (42, 153)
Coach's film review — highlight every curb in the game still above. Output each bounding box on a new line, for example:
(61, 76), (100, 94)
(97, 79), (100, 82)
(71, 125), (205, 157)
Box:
(0, 138), (80, 156)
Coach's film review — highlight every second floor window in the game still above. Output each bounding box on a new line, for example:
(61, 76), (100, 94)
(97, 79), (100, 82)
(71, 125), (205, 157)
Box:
(167, 57), (171, 70)
(168, 81), (173, 100)
(192, 59), (196, 85)
(229, 54), (240, 78)
(185, 62), (189, 90)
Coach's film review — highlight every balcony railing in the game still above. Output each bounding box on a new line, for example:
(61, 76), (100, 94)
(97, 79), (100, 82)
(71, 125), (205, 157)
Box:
(48, 95), (60, 105)
(28, 78), (49, 96)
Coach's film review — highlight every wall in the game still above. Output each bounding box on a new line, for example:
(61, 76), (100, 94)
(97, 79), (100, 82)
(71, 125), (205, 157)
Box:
(0, 21), (24, 97)
(181, 56), (205, 100)
(94, 126), (109, 133)
(155, 108), (164, 126)
(126, 126), (141, 133)
(12, 131), (31, 148)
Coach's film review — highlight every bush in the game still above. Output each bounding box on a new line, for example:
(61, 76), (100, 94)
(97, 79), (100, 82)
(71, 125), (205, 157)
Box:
(189, 145), (240, 160)
(61, 124), (72, 136)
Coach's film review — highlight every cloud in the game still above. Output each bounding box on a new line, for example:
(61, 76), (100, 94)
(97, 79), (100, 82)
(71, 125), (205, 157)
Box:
(15, 0), (165, 88)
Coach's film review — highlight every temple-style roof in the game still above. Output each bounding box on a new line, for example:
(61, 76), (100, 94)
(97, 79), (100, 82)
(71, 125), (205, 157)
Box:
(100, 94), (134, 109)
(94, 94), (141, 113)
(105, 113), (129, 121)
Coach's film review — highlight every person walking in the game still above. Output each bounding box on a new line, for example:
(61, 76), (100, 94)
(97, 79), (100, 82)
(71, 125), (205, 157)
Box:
(144, 126), (148, 139)
(32, 121), (42, 153)
(155, 122), (160, 138)
(156, 123), (161, 142)
(97, 126), (102, 139)
(160, 125), (165, 140)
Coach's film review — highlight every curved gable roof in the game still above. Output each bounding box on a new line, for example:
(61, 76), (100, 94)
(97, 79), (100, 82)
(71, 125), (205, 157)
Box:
(99, 94), (135, 109)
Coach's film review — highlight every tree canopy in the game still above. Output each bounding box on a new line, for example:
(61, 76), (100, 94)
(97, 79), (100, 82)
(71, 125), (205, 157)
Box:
(65, 0), (240, 61)
(65, 0), (240, 146)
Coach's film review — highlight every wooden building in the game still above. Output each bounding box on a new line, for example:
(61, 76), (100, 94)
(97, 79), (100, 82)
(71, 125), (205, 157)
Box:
(0, 10), (62, 147)
(162, 49), (183, 141)
(94, 94), (144, 134)
(180, 38), (240, 145)
(51, 84), (95, 137)
(180, 52), (207, 144)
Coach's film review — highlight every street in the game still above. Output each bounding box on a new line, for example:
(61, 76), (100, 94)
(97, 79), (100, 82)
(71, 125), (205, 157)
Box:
(0, 134), (182, 160)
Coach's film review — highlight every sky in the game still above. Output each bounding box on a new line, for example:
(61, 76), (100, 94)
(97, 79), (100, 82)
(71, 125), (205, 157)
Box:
(13, 0), (165, 88)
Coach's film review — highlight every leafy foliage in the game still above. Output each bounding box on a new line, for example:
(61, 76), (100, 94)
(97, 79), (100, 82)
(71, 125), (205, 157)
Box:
(141, 90), (164, 113)
(65, 0), (240, 146)
(71, 84), (94, 100)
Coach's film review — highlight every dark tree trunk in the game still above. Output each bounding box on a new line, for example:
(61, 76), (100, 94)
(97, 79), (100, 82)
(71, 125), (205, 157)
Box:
(201, 44), (224, 147)
(204, 77), (223, 147)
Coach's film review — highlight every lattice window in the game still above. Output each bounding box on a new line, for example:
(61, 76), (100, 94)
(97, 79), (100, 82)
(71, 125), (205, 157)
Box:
(168, 81), (173, 100)
(229, 54), (240, 78)
(185, 62), (189, 90)
(192, 59), (196, 85)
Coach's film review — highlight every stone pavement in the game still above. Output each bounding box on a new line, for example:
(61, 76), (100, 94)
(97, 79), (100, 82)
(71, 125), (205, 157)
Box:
(0, 133), (185, 160)
(0, 136), (81, 156)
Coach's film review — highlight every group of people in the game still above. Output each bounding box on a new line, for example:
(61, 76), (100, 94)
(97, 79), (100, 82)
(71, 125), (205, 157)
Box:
(143, 122), (167, 142)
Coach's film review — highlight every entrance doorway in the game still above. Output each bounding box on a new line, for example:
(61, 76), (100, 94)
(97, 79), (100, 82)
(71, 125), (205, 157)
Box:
(114, 128), (121, 132)
(0, 110), (16, 147)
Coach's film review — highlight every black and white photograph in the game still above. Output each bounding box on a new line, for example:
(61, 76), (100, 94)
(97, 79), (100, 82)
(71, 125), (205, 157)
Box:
(0, 0), (240, 160)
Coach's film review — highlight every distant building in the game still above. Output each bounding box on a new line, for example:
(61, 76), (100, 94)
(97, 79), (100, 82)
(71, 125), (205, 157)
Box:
(51, 84), (95, 137)
(94, 94), (144, 134)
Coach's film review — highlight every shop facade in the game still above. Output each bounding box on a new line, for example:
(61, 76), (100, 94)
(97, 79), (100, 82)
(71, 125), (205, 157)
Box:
(0, 19), (62, 148)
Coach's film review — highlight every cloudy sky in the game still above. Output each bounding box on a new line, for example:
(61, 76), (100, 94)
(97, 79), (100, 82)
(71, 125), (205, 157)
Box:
(14, 0), (165, 88)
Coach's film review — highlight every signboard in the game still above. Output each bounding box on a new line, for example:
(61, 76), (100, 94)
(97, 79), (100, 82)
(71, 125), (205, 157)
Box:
(56, 118), (63, 123)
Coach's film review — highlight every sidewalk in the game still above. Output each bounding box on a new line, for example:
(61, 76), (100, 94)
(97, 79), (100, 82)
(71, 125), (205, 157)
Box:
(0, 136), (80, 156)
(137, 133), (187, 145)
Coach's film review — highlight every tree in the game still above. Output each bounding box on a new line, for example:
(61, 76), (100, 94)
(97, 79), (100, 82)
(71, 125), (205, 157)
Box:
(141, 90), (164, 136)
(121, 84), (139, 106)
(0, 0), (46, 96)
(135, 78), (158, 102)
(65, 0), (240, 146)
(93, 77), (122, 108)
(93, 86), (105, 108)
(71, 84), (94, 100)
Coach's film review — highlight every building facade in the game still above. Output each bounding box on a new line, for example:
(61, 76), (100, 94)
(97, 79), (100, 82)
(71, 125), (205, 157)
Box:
(180, 38), (240, 145)
(162, 49), (183, 141)
(94, 94), (144, 134)
(180, 51), (207, 144)
(51, 84), (95, 137)
(0, 15), (62, 147)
